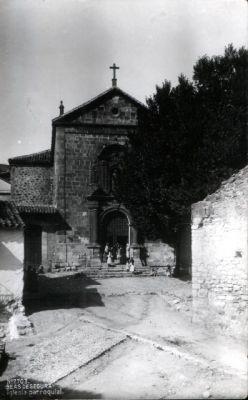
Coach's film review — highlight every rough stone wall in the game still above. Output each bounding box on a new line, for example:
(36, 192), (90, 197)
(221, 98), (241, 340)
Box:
(11, 166), (53, 205)
(192, 166), (248, 338)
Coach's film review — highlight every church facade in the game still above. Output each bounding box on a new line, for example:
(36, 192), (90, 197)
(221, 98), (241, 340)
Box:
(7, 80), (175, 273)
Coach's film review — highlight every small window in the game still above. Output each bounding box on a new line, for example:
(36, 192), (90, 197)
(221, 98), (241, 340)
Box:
(111, 107), (119, 116)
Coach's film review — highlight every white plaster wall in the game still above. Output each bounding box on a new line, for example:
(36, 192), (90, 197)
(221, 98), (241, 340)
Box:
(192, 166), (248, 338)
(0, 229), (24, 301)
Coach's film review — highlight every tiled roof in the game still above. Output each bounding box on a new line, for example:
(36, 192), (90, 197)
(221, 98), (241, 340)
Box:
(17, 204), (70, 230)
(0, 201), (24, 228)
(18, 205), (58, 214)
(9, 150), (52, 166)
(0, 164), (10, 183)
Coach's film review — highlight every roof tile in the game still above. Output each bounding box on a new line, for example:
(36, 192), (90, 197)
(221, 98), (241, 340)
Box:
(0, 201), (24, 228)
(9, 150), (52, 166)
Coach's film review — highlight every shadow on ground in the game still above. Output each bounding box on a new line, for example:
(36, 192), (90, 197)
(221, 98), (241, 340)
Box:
(0, 353), (9, 377)
(0, 376), (102, 399)
(23, 273), (104, 316)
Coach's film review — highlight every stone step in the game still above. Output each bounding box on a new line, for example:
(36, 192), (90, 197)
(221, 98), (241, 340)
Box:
(82, 269), (148, 274)
(79, 270), (159, 279)
(48, 265), (169, 279)
(102, 268), (151, 273)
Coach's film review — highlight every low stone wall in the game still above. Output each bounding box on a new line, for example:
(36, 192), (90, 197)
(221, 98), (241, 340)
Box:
(192, 166), (248, 338)
(145, 241), (175, 268)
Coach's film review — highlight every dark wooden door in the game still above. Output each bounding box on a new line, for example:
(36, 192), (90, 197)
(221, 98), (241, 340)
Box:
(104, 211), (128, 246)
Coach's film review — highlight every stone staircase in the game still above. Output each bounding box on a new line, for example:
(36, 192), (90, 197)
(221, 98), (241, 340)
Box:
(82, 264), (153, 279)
(48, 263), (172, 279)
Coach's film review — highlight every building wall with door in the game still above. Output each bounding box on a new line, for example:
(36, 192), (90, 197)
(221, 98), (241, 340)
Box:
(50, 89), (146, 266)
(192, 166), (248, 338)
(5, 87), (176, 271)
(53, 127), (129, 262)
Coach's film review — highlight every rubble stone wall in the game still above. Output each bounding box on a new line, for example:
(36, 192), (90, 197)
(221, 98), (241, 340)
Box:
(11, 166), (53, 205)
(192, 166), (248, 338)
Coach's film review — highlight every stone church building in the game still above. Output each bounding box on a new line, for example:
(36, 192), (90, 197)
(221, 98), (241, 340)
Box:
(2, 73), (174, 274)
(0, 69), (246, 338)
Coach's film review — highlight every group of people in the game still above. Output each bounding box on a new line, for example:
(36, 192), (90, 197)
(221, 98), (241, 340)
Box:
(103, 242), (135, 272)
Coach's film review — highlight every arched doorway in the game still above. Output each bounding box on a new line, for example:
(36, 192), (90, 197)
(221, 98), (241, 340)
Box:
(101, 210), (129, 263)
(103, 210), (129, 246)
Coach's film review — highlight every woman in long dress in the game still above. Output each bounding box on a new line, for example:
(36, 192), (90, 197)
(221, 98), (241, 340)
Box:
(107, 251), (112, 267)
(129, 257), (135, 273)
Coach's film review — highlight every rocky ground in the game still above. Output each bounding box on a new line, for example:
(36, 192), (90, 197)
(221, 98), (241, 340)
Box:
(0, 276), (247, 399)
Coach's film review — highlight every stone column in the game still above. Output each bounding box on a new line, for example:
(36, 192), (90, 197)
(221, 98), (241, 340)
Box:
(87, 200), (101, 267)
(130, 224), (142, 267)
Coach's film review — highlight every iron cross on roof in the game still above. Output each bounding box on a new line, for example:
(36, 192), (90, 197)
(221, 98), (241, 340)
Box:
(109, 63), (119, 87)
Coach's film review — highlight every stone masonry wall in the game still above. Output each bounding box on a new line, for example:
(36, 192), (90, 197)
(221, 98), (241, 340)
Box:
(52, 126), (129, 264)
(11, 166), (53, 205)
(192, 166), (248, 338)
(52, 125), (176, 266)
(71, 95), (138, 125)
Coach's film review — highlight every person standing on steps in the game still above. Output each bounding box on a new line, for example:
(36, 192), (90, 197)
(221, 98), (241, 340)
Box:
(116, 244), (121, 264)
(126, 243), (130, 263)
(103, 243), (109, 262)
(129, 257), (135, 273)
(107, 251), (112, 268)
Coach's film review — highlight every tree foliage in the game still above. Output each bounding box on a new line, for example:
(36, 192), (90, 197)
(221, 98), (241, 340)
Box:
(114, 45), (248, 240)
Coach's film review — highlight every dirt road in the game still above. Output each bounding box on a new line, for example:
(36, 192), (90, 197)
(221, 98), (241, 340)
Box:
(0, 277), (247, 399)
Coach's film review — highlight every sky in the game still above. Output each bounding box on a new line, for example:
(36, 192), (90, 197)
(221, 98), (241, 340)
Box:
(0, 0), (247, 163)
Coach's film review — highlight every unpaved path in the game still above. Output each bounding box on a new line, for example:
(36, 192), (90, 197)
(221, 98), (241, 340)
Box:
(0, 277), (247, 399)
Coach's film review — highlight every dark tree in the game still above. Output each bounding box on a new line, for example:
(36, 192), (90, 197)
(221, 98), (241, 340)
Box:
(114, 45), (248, 240)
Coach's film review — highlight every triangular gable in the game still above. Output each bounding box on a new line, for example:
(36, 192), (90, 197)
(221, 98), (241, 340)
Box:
(53, 87), (147, 126)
